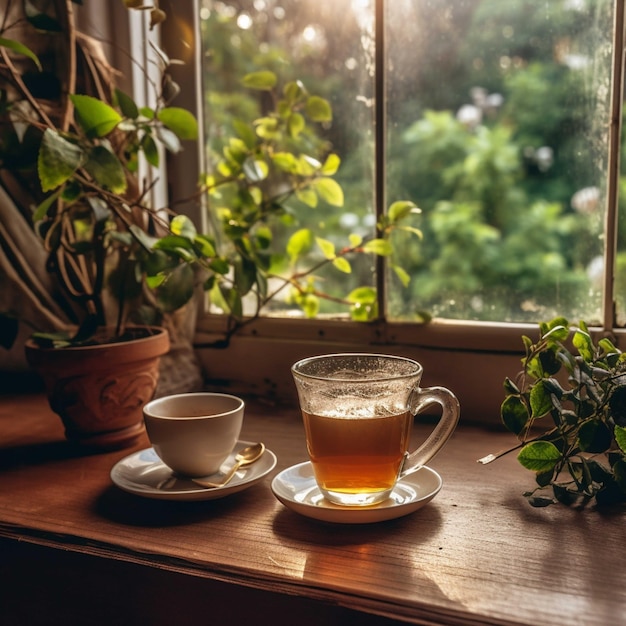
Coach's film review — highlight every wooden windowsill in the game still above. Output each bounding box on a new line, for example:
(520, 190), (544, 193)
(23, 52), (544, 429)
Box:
(1, 390), (624, 626)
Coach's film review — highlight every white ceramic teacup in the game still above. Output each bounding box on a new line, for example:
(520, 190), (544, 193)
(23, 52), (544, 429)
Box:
(143, 392), (244, 477)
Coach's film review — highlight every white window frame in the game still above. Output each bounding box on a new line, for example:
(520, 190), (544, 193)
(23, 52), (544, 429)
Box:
(160, 1), (626, 424)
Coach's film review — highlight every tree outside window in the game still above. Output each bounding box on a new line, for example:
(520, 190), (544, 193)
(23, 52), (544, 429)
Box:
(199, 0), (619, 328)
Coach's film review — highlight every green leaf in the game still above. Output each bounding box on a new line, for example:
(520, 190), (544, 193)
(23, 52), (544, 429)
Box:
(272, 152), (299, 173)
(140, 133), (159, 167)
(316, 237), (335, 260)
(156, 126), (182, 153)
(224, 140), (247, 164)
(614, 425), (626, 453)
(224, 137), (248, 165)
(242, 71), (277, 90)
(578, 419), (613, 453)
(388, 200), (420, 223)
(503, 377), (520, 395)
(517, 441), (562, 473)
(86, 196), (111, 224)
(347, 286), (377, 304)
(293, 292), (319, 318)
(129, 224), (157, 252)
(30, 331), (72, 349)
(572, 328), (594, 362)
(254, 117), (279, 139)
(157, 107), (198, 140)
(156, 264), (195, 313)
(38, 129), (84, 192)
(397, 225), (424, 239)
(363, 238), (393, 256)
(243, 157), (269, 182)
(70, 94), (122, 138)
(83, 146), (127, 193)
(349, 234), (363, 247)
(219, 284), (243, 317)
(537, 349), (562, 376)
(115, 89), (139, 119)
(347, 287), (378, 320)
(254, 226), (272, 249)
(0, 36), (42, 70)
(598, 337), (619, 355)
(170, 215), (197, 239)
(33, 190), (61, 221)
(296, 188), (318, 208)
(552, 485), (583, 506)
(153, 235), (198, 262)
(535, 469), (555, 487)
(209, 257), (230, 275)
(294, 155), (318, 176)
(351, 302), (378, 321)
(529, 380), (553, 418)
(578, 419), (612, 453)
(139, 106), (155, 120)
(233, 118), (257, 148)
(61, 181), (82, 202)
(305, 96), (332, 122)
(332, 257), (351, 273)
(321, 153), (341, 175)
(287, 228), (313, 259)
(194, 234), (217, 258)
(234, 257), (257, 296)
(303, 295), (321, 318)
(392, 264), (411, 287)
(542, 318), (570, 341)
(501, 394), (529, 435)
(288, 112), (305, 138)
(283, 80), (305, 102)
(146, 274), (166, 289)
(526, 494), (556, 507)
(247, 186), (262, 207)
(613, 459), (626, 493)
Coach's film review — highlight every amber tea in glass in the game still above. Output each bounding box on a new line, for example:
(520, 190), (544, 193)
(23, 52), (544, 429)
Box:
(292, 354), (459, 506)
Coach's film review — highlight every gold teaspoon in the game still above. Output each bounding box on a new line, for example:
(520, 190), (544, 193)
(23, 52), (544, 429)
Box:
(192, 442), (265, 489)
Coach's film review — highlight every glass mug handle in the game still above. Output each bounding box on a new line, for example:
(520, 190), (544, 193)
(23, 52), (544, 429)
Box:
(401, 386), (460, 476)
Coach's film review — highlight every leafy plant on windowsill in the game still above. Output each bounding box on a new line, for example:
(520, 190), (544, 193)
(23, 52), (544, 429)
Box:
(201, 69), (425, 338)
(0, 1), (205, 349)
(479, 318), (626, 507)
(0, 2), (423, 352)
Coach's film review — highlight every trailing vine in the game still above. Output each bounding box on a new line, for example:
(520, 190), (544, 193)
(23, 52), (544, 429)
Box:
(480, 318), (626, 507)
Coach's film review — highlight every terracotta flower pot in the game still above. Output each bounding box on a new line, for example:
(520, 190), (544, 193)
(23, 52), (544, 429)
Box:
(25, 327), (170, 450)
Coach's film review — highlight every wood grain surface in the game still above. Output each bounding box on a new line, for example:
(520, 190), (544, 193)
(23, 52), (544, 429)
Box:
(1, 391), (624, 625)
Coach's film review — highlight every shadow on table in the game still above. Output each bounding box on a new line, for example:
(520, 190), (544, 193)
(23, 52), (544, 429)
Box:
(271, 499), (443, 546)
(0, 439), (94, 470)
(95, 481), (265, 527)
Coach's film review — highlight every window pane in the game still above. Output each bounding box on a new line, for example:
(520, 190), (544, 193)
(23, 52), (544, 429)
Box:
(200, 0), (376, 318)
(200, 0), (615, 324)
(386, 0), (614, 323)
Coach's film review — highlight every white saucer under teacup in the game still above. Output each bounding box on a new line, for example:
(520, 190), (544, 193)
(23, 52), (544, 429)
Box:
(111, 440), (277, 501)
(271, 462), (442, 524)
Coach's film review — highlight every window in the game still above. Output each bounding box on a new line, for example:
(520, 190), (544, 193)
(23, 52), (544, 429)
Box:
(162, 1), (625, 420)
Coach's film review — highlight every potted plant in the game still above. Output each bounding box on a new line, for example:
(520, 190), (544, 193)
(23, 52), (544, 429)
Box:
(0, 1), (208, 448)
(0, 1), (421, 449)
(0, 1), (203, 448)
(480, 317), (626, 507)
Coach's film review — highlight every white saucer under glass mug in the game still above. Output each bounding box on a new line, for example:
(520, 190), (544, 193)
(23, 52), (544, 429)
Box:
(291, 353), (460, 507)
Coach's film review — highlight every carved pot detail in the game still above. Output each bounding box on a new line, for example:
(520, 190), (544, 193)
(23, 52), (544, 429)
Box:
(25, 327), (170, 450)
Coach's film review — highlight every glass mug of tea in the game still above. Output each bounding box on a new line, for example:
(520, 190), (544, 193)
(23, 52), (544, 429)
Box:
(291, 353), (460, 506)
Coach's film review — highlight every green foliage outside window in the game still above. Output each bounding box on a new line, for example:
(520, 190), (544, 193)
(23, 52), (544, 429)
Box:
(202, 0), (617, 324)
